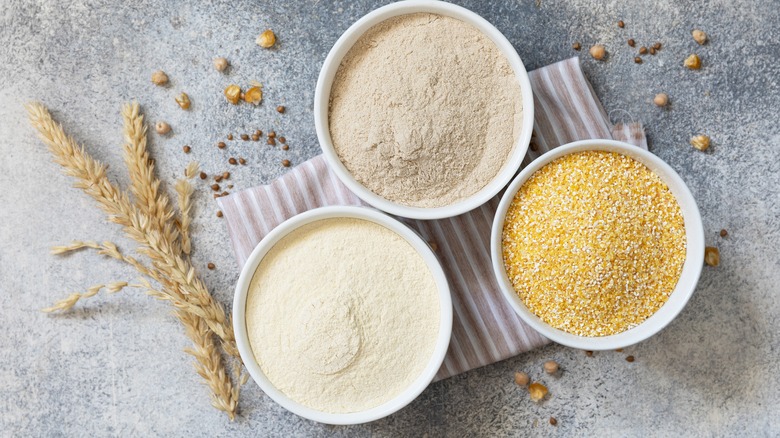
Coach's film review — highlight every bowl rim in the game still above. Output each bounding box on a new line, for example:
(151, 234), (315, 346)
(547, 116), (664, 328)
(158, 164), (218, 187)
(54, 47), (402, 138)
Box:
(313, 0), (534, 220)
(233, 206), (453, 425)
(490, 139), (705, 350)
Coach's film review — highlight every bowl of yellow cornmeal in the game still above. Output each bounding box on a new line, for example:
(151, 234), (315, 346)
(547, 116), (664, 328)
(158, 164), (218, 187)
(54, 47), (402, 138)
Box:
(491, 139), (704, 350)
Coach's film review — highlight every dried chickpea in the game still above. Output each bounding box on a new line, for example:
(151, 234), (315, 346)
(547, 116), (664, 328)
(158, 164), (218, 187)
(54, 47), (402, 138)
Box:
(543, 361), (559, 374)
(684, 54), (702, 70)
(653, 93), (669, 107)
(224, 85), (242, 104)
(589, 44), (606, 60)
(705, 247), (720, 266)
(514, 371), (530, 386)
(692, 29), (708, 45)
(528, 382), (548, 402)
(244, 86), (263, 105)
(155, 121), (171, 135)
(690, 134), (710, 151)
(213, 57), (229, 72)
(256, 29), (276, 48)
(175, 92), (191, 110)
(151, 70), (169, 86)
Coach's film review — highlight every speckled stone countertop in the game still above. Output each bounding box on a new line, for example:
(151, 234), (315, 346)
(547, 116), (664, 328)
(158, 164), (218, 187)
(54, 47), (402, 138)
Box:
(1, 0), (778, 436)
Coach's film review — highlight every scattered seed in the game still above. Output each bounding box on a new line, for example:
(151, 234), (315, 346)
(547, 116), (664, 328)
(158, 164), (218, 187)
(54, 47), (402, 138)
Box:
(653, 42), (662, 50)
(282, 144), (289, 150)
(627, 39), (635, 47)
(634, 57), (642, 64)
(255, 130), (262, 137)
(225, 85), (242, 104)
(267, 137), (276, 146)
(215, 175), (223, 183)
(211, 184), (220, 191)
(514, 371), (530, 386)
(720, 229), (728, 237)
(252, 134), (260, 142)
(216, 211), (223, 218)
(213, 57), (229, 72)
(279, 136), (286, 144)
(690, 134), (710, 151)
(227, 184), (234, 189)
(220, 191), (228, 197)
(218, 141), (226, 149)
(692, 29), (708, 45)
(151, 70), (169, 86)
(649, 47), (657, 55)
(239, 158), (246, 165)
(528, 382), (548, 402)
(222, 172), (230, 179)
(268, 131), (276, 138)
(543, 361), (559, 374)
(227, 134), (234, 140)
(199, 172), (207, 180)
(589, 44), (606, 60)
(684, 54), (702, 69)
(705, 247), (720, 266)
(229, 157), (237, 165)
(182, 145), (191, 153)
(639, 46), (648, 55)
(550, 417), (558, 426)
(585, 350), (594, 357)
(282, 159), (291, 167)
(572, 41), (581, 51)
(276, 105), (285, 113)
(207, 262), (215, 270)
(529, 142), (538, 152)
(155, 121), (171, 135)
(429, 241), (438, 251)
(615, 348), (624, 352)
(653, 93), (669, 107)
(256, 29), (276, 48)
(237, 135), (247, 142)
(244, 86), (263, 105)
(617, 20), (625, 28)
(175, 92), (191, 110)
(625, 355), (635, 363)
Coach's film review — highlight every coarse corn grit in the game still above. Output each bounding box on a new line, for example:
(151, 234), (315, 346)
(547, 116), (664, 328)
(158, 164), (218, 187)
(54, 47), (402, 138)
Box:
(502, 151), (686, 336)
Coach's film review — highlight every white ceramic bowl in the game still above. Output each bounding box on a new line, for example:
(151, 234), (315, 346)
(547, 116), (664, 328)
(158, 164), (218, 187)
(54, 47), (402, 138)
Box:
(233, 206), (453, 425)
(314, 0), (534, 220)
(491, 140), (705, 350)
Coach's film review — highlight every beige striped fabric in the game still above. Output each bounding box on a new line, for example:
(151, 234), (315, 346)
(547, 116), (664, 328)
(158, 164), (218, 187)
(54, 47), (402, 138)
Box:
(217, 57), (647, 380)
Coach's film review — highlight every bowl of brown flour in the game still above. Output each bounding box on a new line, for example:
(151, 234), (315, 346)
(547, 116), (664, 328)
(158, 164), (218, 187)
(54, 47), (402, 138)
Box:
(315, 0), (534, 220)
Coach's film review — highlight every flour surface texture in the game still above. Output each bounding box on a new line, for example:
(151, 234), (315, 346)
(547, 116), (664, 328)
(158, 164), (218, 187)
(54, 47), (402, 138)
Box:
(329, 13), (523, 208)
(246, 218), (441, 413)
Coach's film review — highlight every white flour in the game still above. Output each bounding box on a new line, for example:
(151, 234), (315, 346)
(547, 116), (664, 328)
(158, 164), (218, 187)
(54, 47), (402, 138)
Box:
(245, 218), (440, 413)
(329, 13), (523, 208)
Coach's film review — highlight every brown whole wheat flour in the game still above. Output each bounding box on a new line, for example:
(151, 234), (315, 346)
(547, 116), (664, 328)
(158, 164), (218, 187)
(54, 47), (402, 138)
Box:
(329, 13), (523, 208)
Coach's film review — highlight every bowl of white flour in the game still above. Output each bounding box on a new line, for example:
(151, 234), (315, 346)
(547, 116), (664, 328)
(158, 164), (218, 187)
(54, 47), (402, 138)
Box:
(233, 206), (452, 424)
(314, 0), (534, 220)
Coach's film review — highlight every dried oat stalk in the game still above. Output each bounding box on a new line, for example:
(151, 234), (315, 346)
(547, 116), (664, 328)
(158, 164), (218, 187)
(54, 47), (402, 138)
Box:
(27, 102), (242, 420)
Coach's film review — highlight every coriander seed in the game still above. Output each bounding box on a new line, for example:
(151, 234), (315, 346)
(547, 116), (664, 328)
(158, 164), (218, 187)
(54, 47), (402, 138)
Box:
(222, 172), (230, 179)
(155, 121), (171, 135)
(550, 417), (558, 426)
(238, 157), (246, 165)
(282, 159), (291, 167)
(251, 134), (260, 142)
(634, 57), (642, 64)
(218, 141), (226, 149)
(572, 42), (581, 51)
(692, 29), (708, 45)
(705, 247), (720, 266)
(229, 157), (237, 165)
(514, 371), (530, 386)
(216, 210), (223, 218)
(207, 262), (215, 270)
(279, 136), (286, 144)
(227, 134), (234, 140)
(267, 137), (276, 146)
(589, 44), (606, 60)
(241, 134), (250, 141)
(211, 184), (220, 191)
(175, 92), (191, 110)
(617, 20), (625, 28)
(653, 42), (662, 50)
(256, 29), (276, 48)
(650, 47), (657, 55)
(213, 57), (229, 72)
(625, 355), (635, 362)
(585, 351), (594, 357)
(268, 131), (276, 138)
(684, 54), (702, 69)
(543, 360), (559, 374)
(199, 172), (207, 180)
(653, 93), (669, 107)
(215, 175), (223, 182)
(282, 144), (289, 150)
(627, 38), (635, 47)
(182, 145), (191, 153)
(720, 229), (728, 237)
(639, 46), (648, 55)
(276, 105), (285, 113)
(151, 70), (169, 86)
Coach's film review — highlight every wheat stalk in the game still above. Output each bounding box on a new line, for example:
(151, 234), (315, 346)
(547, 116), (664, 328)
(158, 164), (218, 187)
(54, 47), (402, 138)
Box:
(176, 162), (198, 255)
(28, 102), (243, 419)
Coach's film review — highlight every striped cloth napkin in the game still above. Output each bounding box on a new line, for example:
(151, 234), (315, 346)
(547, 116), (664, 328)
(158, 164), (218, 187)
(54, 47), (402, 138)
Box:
(218, 57), (647, 380)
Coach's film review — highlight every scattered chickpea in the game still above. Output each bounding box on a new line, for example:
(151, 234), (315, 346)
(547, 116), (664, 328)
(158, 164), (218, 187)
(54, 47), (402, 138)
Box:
(229, 157), (238, 165)
(175, 92), (191, 110)
(543, 360), (559, 374)
(238, 157), (246, 165)
(720, 229), (728, 238)
(653, 93), (669, 107)
(155, 121), (171, 135)
(627, 39), (635, 47)
(211, 184), (220, 191)
(182, 145), (191, 153)
(572, 41), (581, 51)
(199, 172), (207, 180)
(225, 85), (242, 104)
(528, 382), (548, 402)
(213, 57), (229, 72)
(634, 57), (642, 64)
(151, 70), (169, 86)
(282, 159), (291, 167)
(617, 20), (625, 28)
(207, 263), (215, 270)
(217, 141), (226, 149)
(589, 44), (606, 60)
(256, 29), (276, 48)
(639, 46), (648, 55)
(549, 417), (558, 426)
(692, 29), (708, 45)
(684, 54), (702, 69)
(276, 105), (285, 113)
(244, 86), (263, 105)
(625, 355), (635, 363)
(216, 211), (223, 218)
(690, 134), (710, 151)
(514, 371), (530, 387)
(705, 247), (720, 266)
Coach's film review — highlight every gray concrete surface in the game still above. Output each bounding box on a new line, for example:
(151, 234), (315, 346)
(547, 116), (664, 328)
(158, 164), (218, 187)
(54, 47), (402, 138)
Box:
(1, 0), (778, 436)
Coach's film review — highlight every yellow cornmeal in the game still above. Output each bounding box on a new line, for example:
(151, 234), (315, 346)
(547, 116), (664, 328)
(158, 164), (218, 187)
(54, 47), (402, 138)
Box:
(502, 151), (686, 337)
